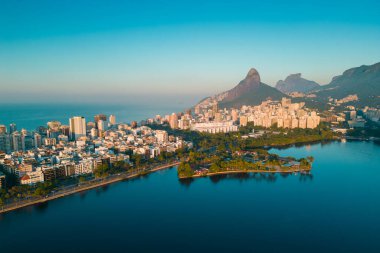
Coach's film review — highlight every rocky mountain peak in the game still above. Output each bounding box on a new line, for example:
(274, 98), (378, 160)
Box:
(245, 68), (261, 83)
(286, 73), (302, 80)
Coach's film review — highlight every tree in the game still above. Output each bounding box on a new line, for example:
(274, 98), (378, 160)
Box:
(177, 162), (194, 178)
(217, 144), (226, 153)
(299, 158), (310, 167)
(94, 164), (110, 178)
(307, 156), (315, 163)
(132, 154), (142, 168)
(34, 188), (44, 197)
(34, 181), (55, 197)
(157, 153), (165, 162)
(209, 163), (220, 173)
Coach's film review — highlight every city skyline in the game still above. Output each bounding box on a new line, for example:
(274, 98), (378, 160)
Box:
(1, 0), (380, 103)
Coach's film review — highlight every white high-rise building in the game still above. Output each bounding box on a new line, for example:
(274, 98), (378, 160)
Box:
(169, 113), (178, 129)
(155, 130), (168, 143)
(34, 133), (42, 148)
(90, 128), (98, 139)
(11, 131), (22, 151)
(109, 115), (116, 125)
(69, 116), (86, 140)
(97, 120), (107, 137)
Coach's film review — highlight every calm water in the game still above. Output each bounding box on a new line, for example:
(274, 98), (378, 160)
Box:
(0, 102), (188, 130)
(1, 141), (380, 253)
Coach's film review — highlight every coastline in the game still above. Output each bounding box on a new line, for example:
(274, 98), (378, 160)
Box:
(179, 167), (311, 179)
(0, 161), (180, 215)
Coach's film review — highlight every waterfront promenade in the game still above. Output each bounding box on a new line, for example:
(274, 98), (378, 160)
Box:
(0, 161), (180, 214)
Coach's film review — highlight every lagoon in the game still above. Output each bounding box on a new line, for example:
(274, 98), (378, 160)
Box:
(1, 141), (380, 253)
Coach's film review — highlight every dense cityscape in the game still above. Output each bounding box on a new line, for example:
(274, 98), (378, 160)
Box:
(1, 95), (379, 193)
(0, 114), (190, 188)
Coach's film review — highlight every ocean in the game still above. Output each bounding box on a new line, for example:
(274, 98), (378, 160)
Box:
(0, 102), (190, 131)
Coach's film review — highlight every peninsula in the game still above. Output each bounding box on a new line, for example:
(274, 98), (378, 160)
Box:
(177, 149), (313, 179)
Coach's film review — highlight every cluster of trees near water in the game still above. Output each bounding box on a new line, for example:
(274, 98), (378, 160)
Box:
(93, 161), (131, 178)
(94, 149), (188, 179)
(0, 181), (56, 207)
(177, 147), (314, 178)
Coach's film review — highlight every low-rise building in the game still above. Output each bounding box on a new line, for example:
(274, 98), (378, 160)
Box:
(20, 168), (44, 185)
(191, 121), (238, 133)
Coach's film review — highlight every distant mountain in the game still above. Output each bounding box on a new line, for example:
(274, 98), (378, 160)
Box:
(314, 62), (380, 106)
(276, 73), (320, 93)
(195, 63), (380, 111)
(207, 68), (286, 109)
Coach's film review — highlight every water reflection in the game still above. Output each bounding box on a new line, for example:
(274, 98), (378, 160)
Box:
(299, 173), (313, 182)
(272, 140), (335, 151)
(95, 185), (110, 196)
(179, 172), (313, 186)
(0, 200), (51, 219)
(34, 202), (49, 213)
(209, 173), (279, 184)
(79, 192), (87, 201)
(137, 173), (151, 180)
(125, 173), (152, 183)
(178, 178), (194, 188)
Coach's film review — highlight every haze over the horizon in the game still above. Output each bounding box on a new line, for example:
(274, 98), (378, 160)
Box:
(1, 0), (380, 103)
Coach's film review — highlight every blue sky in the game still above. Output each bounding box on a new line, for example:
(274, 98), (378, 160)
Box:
(1, 0), (380, 103)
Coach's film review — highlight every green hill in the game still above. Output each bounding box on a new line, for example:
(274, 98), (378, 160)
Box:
(315, 62), (380, 106)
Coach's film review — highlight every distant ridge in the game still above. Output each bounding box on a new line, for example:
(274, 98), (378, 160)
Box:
(313, 62), (380, 106)
(276, 73), (320, 93)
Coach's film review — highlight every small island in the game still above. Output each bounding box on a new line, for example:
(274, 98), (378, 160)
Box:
(177, 149), (313, 179)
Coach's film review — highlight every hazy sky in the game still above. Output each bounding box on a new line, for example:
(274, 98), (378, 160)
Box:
(1, 0), (380, 103)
